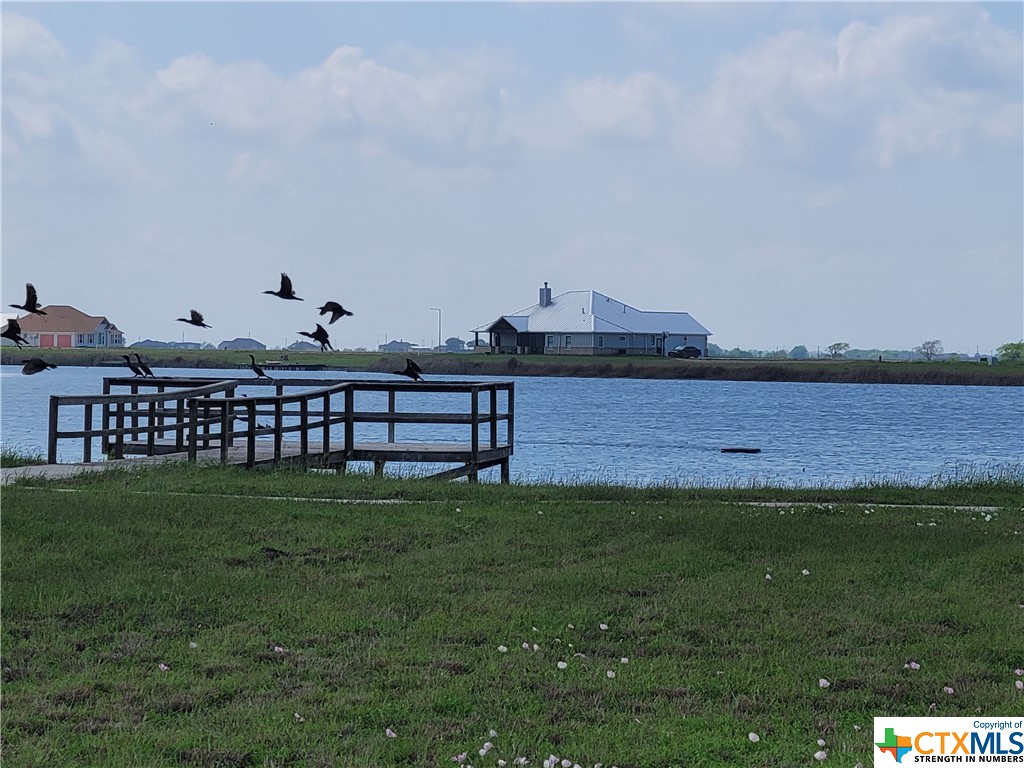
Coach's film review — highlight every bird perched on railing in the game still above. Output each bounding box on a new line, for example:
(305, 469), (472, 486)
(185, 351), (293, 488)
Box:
(249, 354), (270, 379)
(297, 323), (332, 352)
(122, 354), (145, 376)
(22, 357), (57, 375)
(9, 283), (46, 316)
(2, 318), (29, 348)
(317, 301), (353, 324)
(176, 309), (211, 328)
(393, 358), (423, 381)
(263, 273), (303, 301)
(133, 353), (155, 378)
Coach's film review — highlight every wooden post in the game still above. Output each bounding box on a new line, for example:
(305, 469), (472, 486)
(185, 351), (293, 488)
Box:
(344, 387), (354, 453)
(300, 398), (309, 456)
(48, 396), (59, 464)
(130, 382), (139, 441)
(219, 404), (230, 463)
(187, 399), (198, 461)
(471, 389), (479, 465)
(156, 385), (166, 440)
(374, 459), (385, 476)
(101, 379), (111, 455)
(322, 392), (330, 457)
(274, 399), (283, 463)
(489, 386), (498, 449)
(500, 458), (510, 484)
(387, 389), (396, 443)
(246, 400), (256, 469)
(83, 403), (93, 464)
(201, 395), (212, 449)
(114, 402), (125, 459)
(507, 385), (515, 450)
(175, 399), (185, 452)
(147, 401), (157, 456)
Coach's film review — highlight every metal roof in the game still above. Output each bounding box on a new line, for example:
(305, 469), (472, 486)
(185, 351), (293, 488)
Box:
(472, 290), (711, 336)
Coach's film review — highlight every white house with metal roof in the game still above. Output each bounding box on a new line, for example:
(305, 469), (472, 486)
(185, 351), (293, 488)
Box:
(472, 283), (711, 357)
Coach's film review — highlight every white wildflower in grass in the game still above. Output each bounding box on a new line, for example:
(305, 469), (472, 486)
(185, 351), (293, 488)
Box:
(600, 623), (609, 631)
(1015, 669), (1023, 676)
(765, 574), (772, 581)
(455, 508), (461, 513)
(607, 670), (616, 679)
(522, 642), (530, 650)
(748, 732), (760, 743)
(1015, 680), (1023, 691)
(929, 702), (937, 711)
(567, 623), (575, 629)
(158, 663), (170, 672)
(801, 569), (810, 576)
(452, 753), (468, 762)
(537, 510), (543, 515)
(943, 686), (955, 695)
(573, 652), (586, 658)
(293, 712), (305, 722)
(385, 727), (397, 738)
(498, 645), (508, 653)
(853, 725), (862, 731)
(620, 657), (629, 664)
(498, 761), (507, 767)
(533, 644), (540, 652)
(273, 645), (286, 654)
(514, 759), (529, 766)
(189, 641), (198, 649)
(905, 661), (922, 670)
(814, 749), (827, 761)
(818, 678), (830, 688)
(490, 730), (498, 738)
(562, 760), (572, 768)
(557, 661), (568, 670)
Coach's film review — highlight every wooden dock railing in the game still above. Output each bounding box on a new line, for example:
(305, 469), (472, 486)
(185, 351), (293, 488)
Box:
(48, 377), (515, 482)
(47, 379), (238, 464)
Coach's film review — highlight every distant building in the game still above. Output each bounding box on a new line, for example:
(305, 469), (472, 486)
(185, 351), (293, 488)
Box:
(379, 340), (416, 353)
(218, 337), (266, 351)
(13, 305), (125, 348)
(287, 340), (320, 352)
(471, 283), (712, 357)
(131, 339), (174, 349)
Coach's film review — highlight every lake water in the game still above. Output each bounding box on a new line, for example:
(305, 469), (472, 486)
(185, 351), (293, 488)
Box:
(1, 364), (1022, 487)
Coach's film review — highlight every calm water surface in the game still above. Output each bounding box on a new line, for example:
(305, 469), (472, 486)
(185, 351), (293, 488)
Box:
(2, 365), (1021, 486)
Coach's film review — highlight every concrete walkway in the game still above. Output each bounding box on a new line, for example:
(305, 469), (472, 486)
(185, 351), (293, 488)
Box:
(1, 453), (201, 486)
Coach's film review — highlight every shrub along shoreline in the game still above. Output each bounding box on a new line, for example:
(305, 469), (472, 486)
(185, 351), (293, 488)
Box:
(3, 347), (1021, 386)
(2, 464), (1022, 766)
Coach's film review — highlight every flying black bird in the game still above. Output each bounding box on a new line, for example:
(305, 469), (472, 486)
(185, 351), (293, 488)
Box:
(133, 353), (155, 378)
(22, 357), (57, 375)
(122, 354), (145, 377)
(263, 273), (303, 301)
(297, 323), (332, 352)
(9, 283), (46, 316)
(393, 358), (423, 382)
(1, 318), (29, 348)
(317, 301), (353, 324)
(176, 309), (211, 328)
(249, 354), (270, 379)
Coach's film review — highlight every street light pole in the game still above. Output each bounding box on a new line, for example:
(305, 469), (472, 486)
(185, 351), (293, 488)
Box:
(430, 307), (442, 352)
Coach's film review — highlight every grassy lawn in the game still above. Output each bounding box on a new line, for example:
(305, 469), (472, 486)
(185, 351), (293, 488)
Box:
(2, 465), (1022, 767)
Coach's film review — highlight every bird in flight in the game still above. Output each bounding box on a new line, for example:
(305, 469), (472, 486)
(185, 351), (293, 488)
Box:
(133, 353), (155, 378)
(22, 357), (57, 375)
(263, 273), (303, 301)
(297, 323), (332, 352)
(249, 354), (270, 379)
(176, 309), (211, 328)
(122, 354), (145, 377)
(393, 358), (423, 381)
(2, 318), (29, 348)
(317, 301), (354, 324)
(9, 283), (46, 316)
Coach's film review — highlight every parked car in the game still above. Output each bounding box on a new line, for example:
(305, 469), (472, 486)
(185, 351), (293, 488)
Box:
(669, 345), (702, 359)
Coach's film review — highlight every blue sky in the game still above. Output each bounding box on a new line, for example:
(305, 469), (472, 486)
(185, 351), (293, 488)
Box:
(3, 2), (1022, 354)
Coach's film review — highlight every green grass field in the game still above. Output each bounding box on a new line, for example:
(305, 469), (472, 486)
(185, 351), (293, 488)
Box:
(2, 465), (1022, 767)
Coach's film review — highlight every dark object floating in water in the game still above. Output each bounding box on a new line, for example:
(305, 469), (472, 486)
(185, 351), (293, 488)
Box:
(721, 447), (761, 454)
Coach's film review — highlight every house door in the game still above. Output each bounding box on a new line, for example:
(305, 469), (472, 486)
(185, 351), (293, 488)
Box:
(656, 337), (663, 355)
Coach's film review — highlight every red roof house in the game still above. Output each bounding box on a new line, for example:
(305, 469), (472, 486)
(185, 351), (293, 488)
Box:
(14, 305), (125, 348)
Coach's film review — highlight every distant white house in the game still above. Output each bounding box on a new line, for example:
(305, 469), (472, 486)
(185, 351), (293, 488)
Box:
(471, 283), (712, 357)
(218, 337), (266, 351)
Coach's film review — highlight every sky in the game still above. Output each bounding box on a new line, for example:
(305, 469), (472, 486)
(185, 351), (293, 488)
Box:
(3, 2), (1022, 355)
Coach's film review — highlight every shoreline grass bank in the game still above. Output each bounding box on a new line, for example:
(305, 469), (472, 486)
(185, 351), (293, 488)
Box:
(3, 347), (1022, 386)
(2, 465), (1022, 766)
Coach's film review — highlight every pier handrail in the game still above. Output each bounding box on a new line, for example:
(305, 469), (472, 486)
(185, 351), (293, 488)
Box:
(47, 380), (238, 464)
(185, 379), (514, 469)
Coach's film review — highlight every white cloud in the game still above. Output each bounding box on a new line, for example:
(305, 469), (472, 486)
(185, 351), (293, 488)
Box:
(1, 12), (65, 62)
(676, 7), (1022, 169)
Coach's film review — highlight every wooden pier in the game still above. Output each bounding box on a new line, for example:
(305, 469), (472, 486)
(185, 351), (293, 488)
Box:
(46, 376), (514, 482)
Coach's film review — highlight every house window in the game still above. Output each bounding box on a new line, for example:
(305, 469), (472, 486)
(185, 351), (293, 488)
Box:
(546, 335), (554, 348)
(565, 335), (572, 349)
(88, 333), (95, 344)
(77, 334), (85, 344)
(597, 336), (603, 348)
(619, 336), (626, 342)
(651, 336), (656, 345)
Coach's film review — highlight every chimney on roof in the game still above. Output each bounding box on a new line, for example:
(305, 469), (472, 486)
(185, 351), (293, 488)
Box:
(539, 282), (552, 307)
